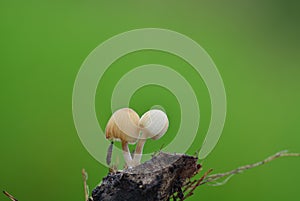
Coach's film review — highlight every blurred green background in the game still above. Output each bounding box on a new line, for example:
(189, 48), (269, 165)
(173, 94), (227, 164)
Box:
(1, 0), (299, 201)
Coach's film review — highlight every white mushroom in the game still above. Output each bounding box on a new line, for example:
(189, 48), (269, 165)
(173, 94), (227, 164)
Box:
(105, 108), (140, 167)
(132, 109), (169, 166)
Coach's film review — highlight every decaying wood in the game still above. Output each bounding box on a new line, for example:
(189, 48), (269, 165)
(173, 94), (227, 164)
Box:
(3, 151), (299, 201)
(90, 152), (201, 201)
(89, 150), (300, 201)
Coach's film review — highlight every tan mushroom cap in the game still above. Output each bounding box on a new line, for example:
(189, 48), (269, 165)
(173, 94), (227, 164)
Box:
(105, 108), (140, 144)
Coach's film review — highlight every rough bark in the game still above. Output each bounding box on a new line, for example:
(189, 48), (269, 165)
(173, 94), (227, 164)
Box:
(90, 152), (200, 201)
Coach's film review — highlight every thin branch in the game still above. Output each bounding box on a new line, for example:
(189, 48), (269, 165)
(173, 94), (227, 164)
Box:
(207, 174), (235, 186)
(82, 169), (89, 201)
(182, 180), (197, 194)
(200, 150), (300, 185)
(181, 164), (202, 194)
(3, 191), (18, 201)
(182, 169), (213, 200)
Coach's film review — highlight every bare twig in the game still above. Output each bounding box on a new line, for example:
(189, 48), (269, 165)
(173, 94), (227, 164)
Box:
(207, 174), (235, 186)
(182, 180), (197, 194)
(200, 150), (300, 185)
(82, 169), (89, 201)
(182, 164), (202, 194)
(3, 191), (18, 201)
(182, 169), (213, 200)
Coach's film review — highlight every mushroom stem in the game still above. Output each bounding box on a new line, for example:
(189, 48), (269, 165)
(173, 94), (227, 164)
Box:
(133, 138), (147, 166)
(122, 141), (133, 167)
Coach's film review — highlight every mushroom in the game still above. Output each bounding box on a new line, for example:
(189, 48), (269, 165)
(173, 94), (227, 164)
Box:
(132, 109), (169, 166)
(105, 108), (140, 167)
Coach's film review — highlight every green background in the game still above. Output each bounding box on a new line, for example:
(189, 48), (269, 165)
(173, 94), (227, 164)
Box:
(1, 0), (299, 201)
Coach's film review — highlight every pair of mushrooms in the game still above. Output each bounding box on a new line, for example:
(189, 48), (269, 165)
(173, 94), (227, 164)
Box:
(105, 108), (169, 167)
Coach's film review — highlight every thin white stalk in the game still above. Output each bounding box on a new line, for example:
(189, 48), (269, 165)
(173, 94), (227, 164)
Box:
(122, 141), (133, 167)
(132, 138), (147, 166)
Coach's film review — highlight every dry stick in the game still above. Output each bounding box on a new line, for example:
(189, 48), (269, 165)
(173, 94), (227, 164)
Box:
(181, 169), (213, 200)
(82, 169), (89, 201)
(172, 164), (203, 200)
(182, 180), (197, 193)
(3, 191), (18, 201)
(182, 165), (203, 194)
(172, 180), (196, 200)
(200, 150), (300, 186)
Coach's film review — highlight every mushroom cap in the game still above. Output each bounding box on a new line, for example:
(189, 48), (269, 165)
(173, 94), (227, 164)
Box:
(105, 108), (140, 144)
(139, 109), (169, 140)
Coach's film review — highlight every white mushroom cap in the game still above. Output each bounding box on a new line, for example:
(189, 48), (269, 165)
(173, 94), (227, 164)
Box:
(132, 109), (169, 166)
(139, 109), (169, 140)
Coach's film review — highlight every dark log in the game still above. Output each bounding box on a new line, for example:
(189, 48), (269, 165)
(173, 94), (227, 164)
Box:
(91, 152), (200, 201)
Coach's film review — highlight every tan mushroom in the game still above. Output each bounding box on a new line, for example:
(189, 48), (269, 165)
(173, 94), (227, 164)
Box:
(105, 108), (140, 167)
